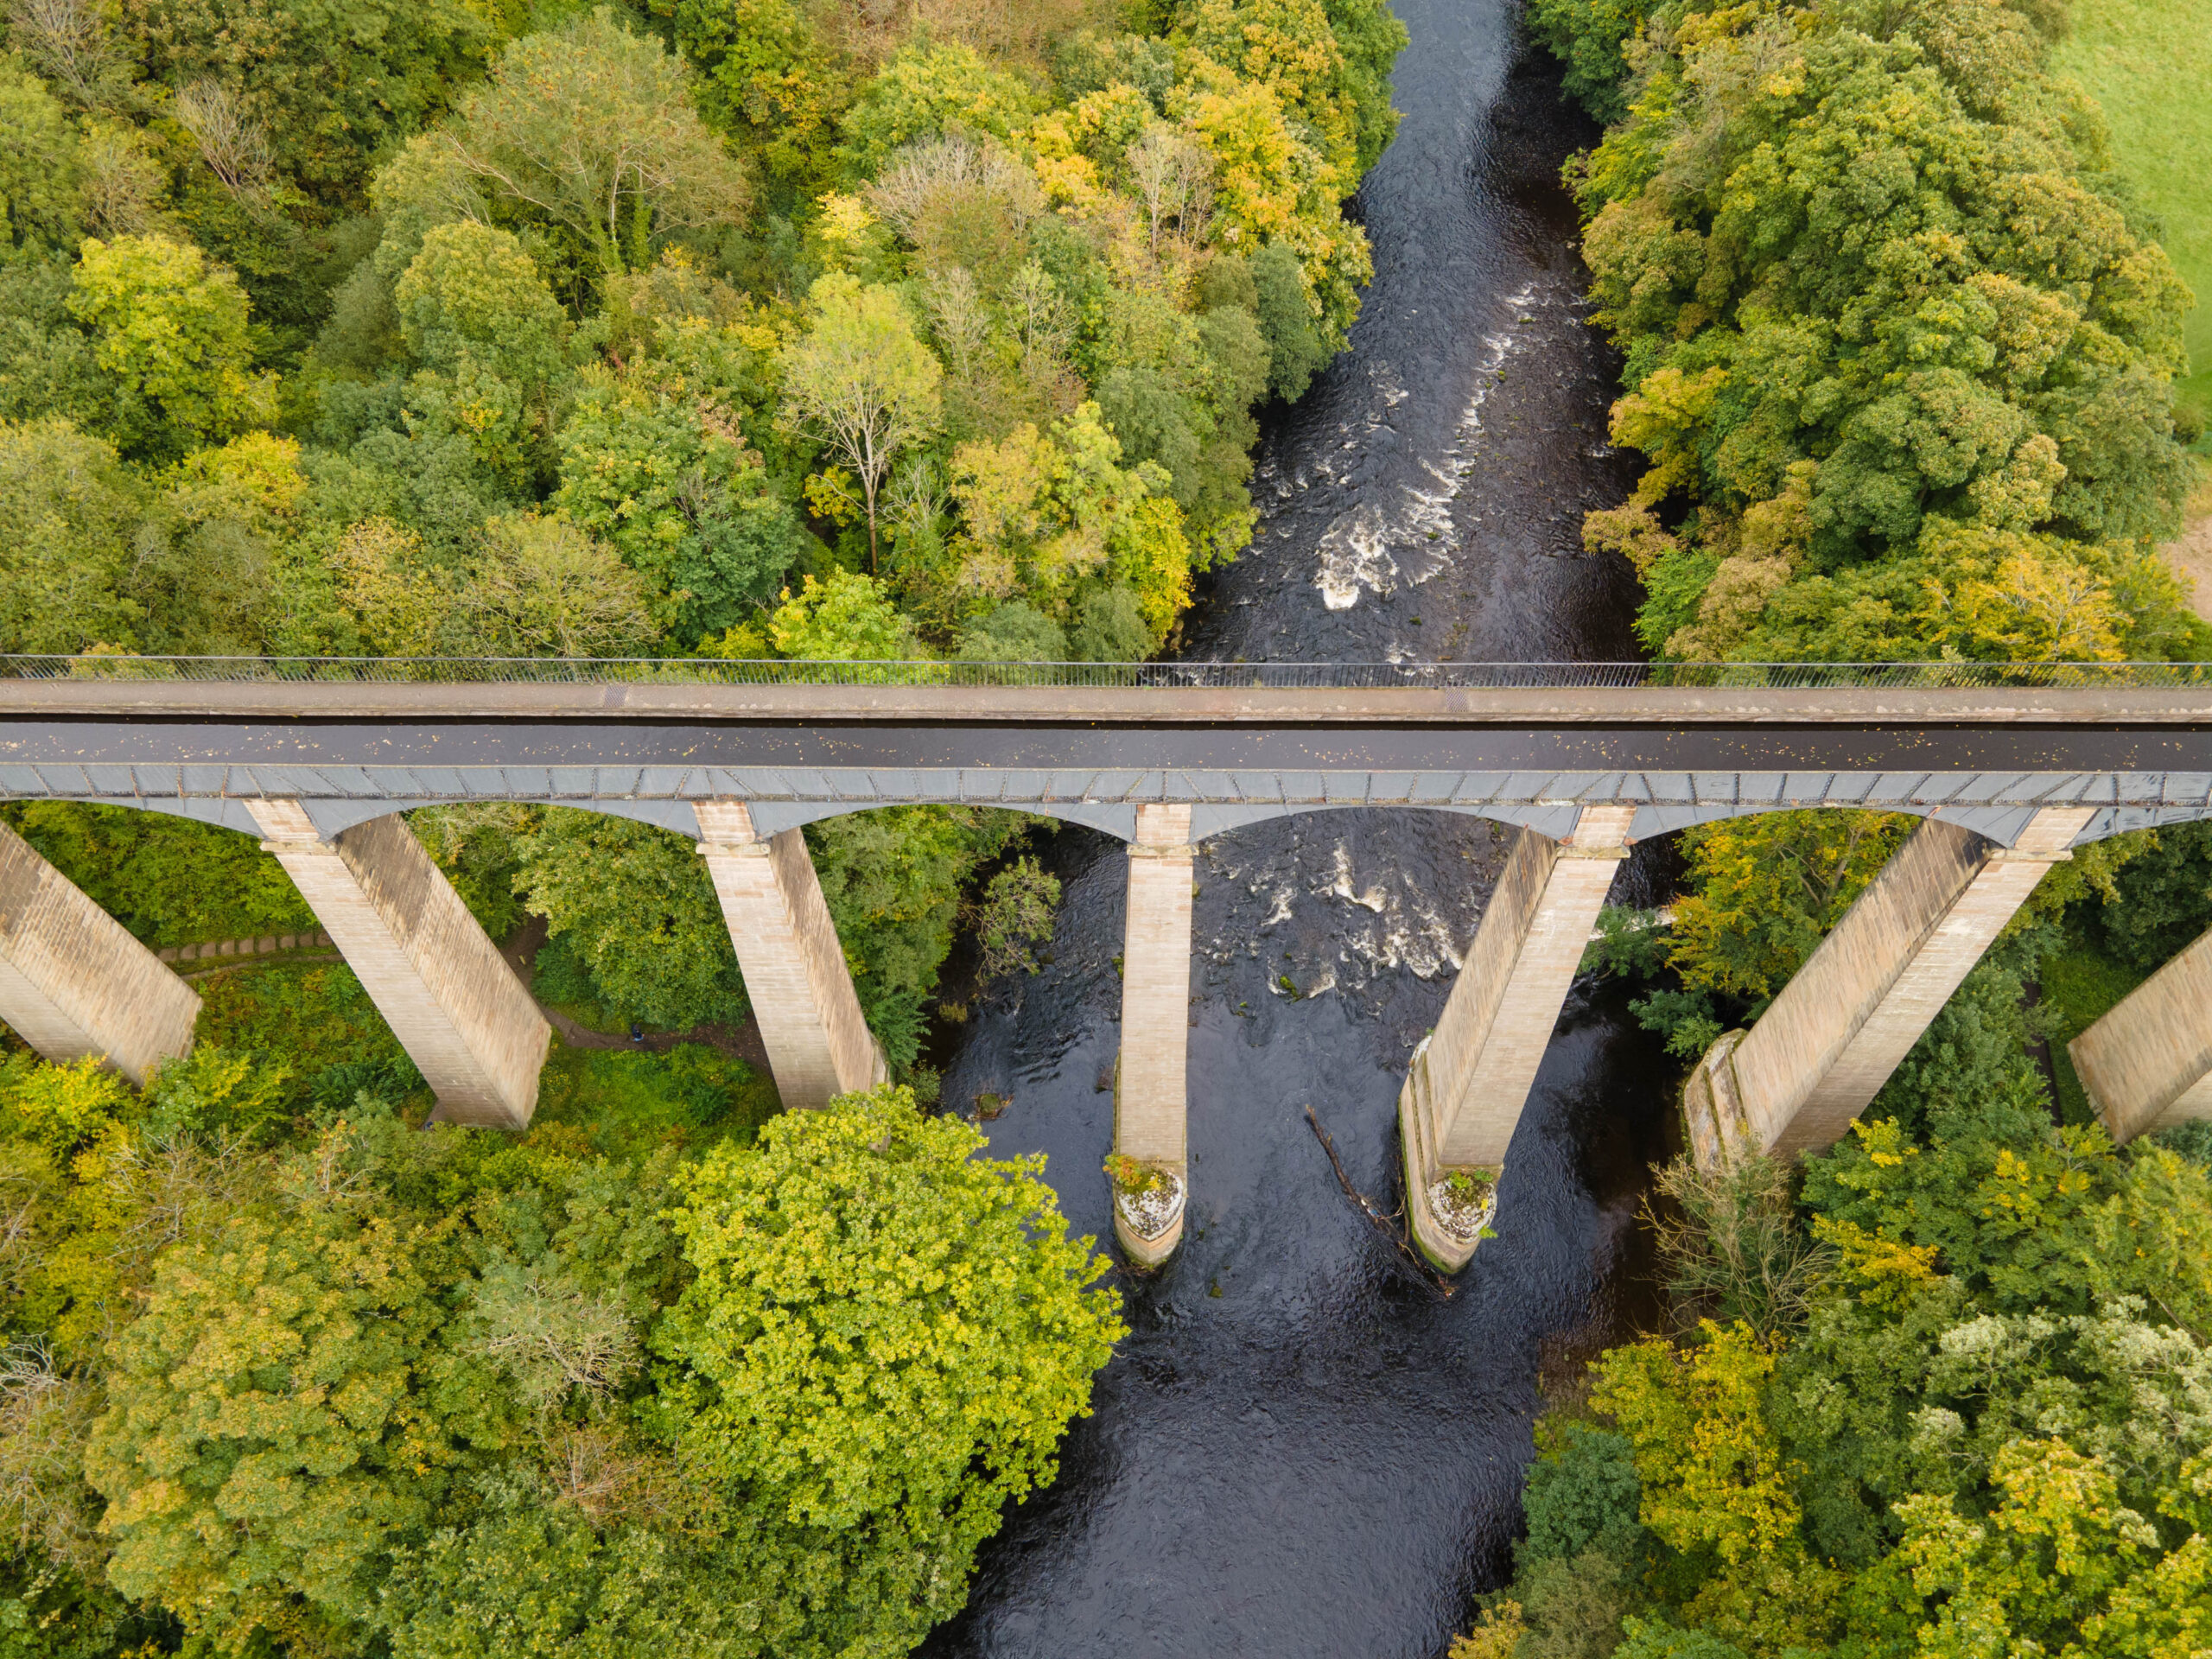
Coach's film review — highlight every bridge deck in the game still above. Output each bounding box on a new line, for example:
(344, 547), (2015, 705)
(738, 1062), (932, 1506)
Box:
(3, 679), (2209, 849)
(6, 680), (2212, 723)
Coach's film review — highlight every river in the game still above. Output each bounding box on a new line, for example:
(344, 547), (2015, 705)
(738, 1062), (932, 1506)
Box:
(920, 8), (1674, 1655)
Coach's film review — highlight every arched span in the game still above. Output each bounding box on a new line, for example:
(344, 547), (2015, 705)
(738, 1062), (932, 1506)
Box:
(1182, 797), (2212, 850)
(60, 795), (707, 842)
(1192, 800), (1588, 842)
(737, 798), (1142, 842)
(302, 798), (1141, 843)
(10, 789), (2212, 851)
(1619, 798), (2212, 849)
(73, 796), (1154, 846)
(3, 677), (2208, 849)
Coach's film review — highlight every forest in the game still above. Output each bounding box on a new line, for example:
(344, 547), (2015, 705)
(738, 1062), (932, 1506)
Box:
(6, 0), (2212, 1649)
(0, 0), (1406, 1061)
(1461, 0), (2212, 1655)
(0, 0), (1405, 1651)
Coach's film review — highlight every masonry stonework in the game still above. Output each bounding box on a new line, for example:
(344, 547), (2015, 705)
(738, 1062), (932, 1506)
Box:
(0, 820), (200, 1084)
(248, 801), (550, 1128)
(695, 801), (886, 1112)
(1687, 804), (2096, 1166)
(1115, 802), (1195, 1268)
(1399, 804), (1635, 1272)
(2069, 922), (2212, 1142)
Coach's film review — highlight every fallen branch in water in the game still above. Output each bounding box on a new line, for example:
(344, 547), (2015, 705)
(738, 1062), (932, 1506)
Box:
(1304, 1106), (1454, 1297)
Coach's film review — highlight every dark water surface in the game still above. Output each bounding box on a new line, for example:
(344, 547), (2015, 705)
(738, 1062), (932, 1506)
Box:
(922, 10), (1675, 1655)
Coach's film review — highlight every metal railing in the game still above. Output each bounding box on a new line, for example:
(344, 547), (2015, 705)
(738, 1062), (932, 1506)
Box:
(4, 657), (2212, 690)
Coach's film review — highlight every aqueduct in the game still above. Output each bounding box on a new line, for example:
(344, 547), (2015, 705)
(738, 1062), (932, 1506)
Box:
(3, 658), (2210, 1269)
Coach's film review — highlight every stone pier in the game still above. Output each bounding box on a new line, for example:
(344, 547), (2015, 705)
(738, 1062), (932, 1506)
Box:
(1400, 804), (1635, 1272)
(1687, 804), (2095, 1166)
(2069, 924), (2212, 1143)
(695, 802), (885, 1112)
(0, 821), (200, 1084)
(248, 802), (550, 1128)
(1114, 803), (1196, 1268)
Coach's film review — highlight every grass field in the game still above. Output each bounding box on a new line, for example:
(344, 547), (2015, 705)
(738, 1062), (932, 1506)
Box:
(2056, 0), (2212, 445)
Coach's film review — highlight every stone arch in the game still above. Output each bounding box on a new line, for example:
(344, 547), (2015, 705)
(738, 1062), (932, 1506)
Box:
(1179, 797), (2137, 853)
(734, 797), (1146, 842)
(1614, 798), (2212, 852)
(9, 782), (2212, 855)
(195, 796), (1154, 845)
(29, 794), (271, 839)
(1188, 800), (1588, 842)
(270, 797), (702, 840)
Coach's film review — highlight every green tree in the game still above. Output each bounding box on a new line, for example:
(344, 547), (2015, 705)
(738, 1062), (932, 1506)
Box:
(380, 1499), (785, 1659)
(1573, 0), (2198, 659)
(1319, 0), (1410, 174)
(1886, 1440), (2212, 1658)
(1070, 584), (1151, 659)
(1246, 240), (1332, 403)
(833, 41), (1036, 178)
(445, 514), (656, 658)
(82, 1205), (453, 1649)
(2077, 821), (2212, 973)
(1592, 1322), (1844, 1649)
(388, 222), (570, 494)
(334, 511), (653, 658)
(553, 380), (807, 644)
(0, 416), (143, 652)
(765, 569), (917, 659)
(1796, 1080), (2212, 1325)
(1632, 810), (1916, 1054)
(1095, 365), (1204, 507)
(1776, 1251), (2212, 1566)
(1178, 60), (1373, 349)
(0, 1049), (297, 1389)
(974, 854), (1060, 977)
(395, 222), (569, 389)
(378, 10), (749, 296)
(515, 808), (744, 1031)
(1525, 0), (1659, 124)
(116, 0), (489, 200)
(778, 274), (942, 570)
(677, 0), (847, 194)
(133, 428), (308, 653)
(67, 233), (276, 461)
(1609, 1624), (1751, 1659)
(957, 600), (1068, 663)
(1593, 1324), (1804, 1572)
(655, 1084), (1123, 1657)
(408, 802), (532, 937)
(2090, 1140), (2212, 1336)
(328, 516), (467, 658)
(1516, 1420), (1651, 1575)
(804, 806), (1027, 1062)
(0, 55), (82, 252)
(1182, 0), (1403, 181)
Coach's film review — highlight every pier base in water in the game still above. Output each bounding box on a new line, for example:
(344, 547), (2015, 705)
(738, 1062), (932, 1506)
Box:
(1114, 804), (1195, 1268)
(1396, 806), (1634, 1271)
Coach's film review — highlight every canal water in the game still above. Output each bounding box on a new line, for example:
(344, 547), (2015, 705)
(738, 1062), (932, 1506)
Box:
(921, 7), (1676, 1655)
